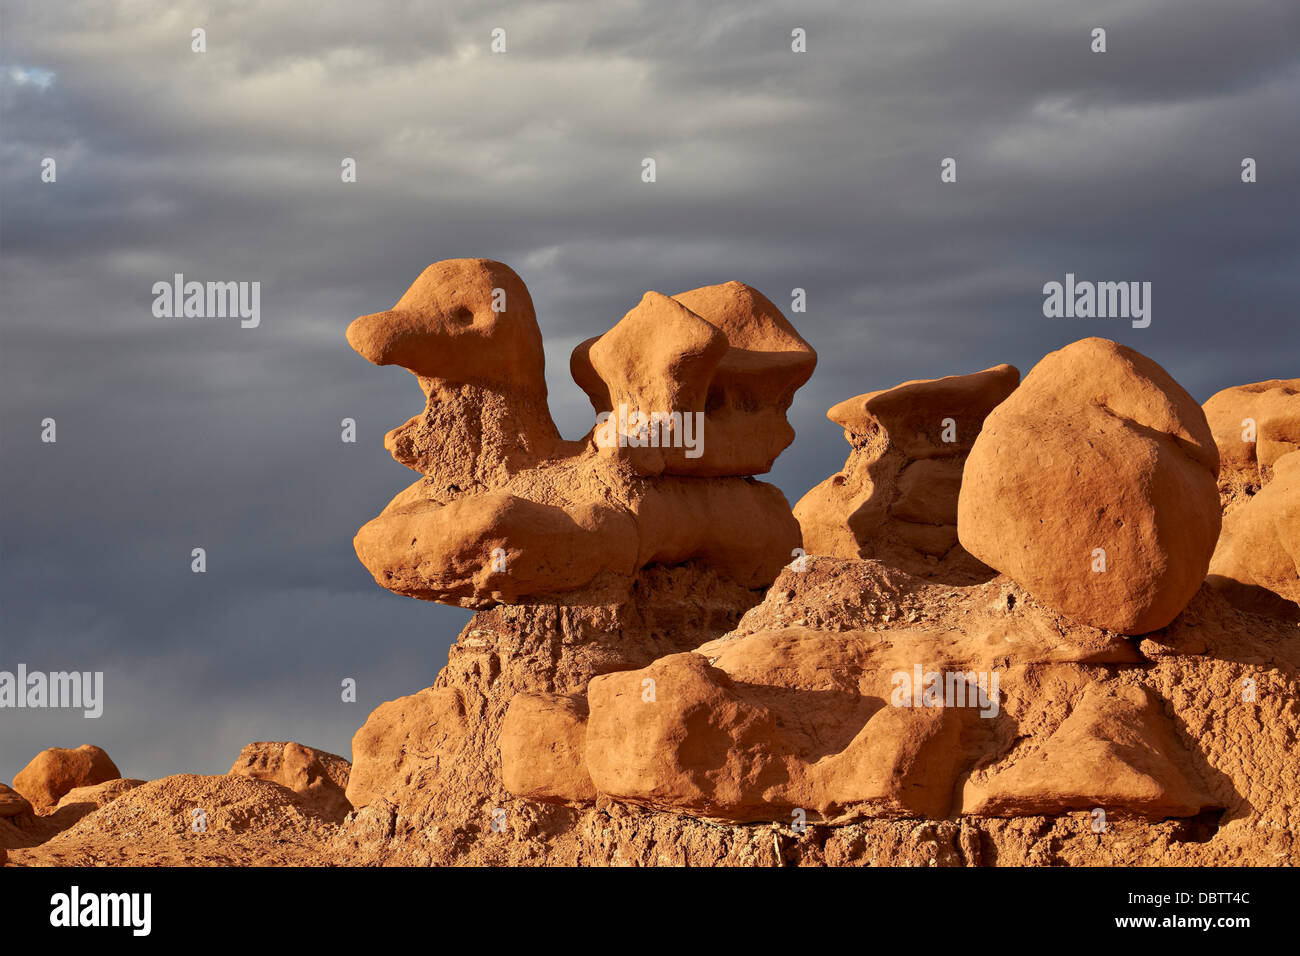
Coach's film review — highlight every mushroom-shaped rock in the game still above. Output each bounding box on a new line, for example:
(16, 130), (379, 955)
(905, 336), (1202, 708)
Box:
(347, 264), (806, 609)
(572, 281), (816, 476)
(12, 745), (121, 810)
(1207, 450), (1300, 618)
(958, 338), (1220, 634)
(795, 364), (1018, 583)
(961, 683), (1211, 819)
(228, 742), (352, 821)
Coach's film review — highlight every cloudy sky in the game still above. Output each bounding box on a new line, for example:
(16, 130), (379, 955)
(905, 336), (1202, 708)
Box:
(1, 0), (1297, 781)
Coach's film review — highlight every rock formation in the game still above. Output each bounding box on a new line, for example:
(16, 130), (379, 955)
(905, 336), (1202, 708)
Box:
(6, 271), (1297, 869)
(54, 778), (144, 814)
(1199, 379), (1300, 619)
(24, 775), (341, 866)
(333, 289), (1290, 866)
(958, 338), (1221, 635)
(1203, 378), (1300, 506)
(499, 692), (595, 804)
(12, 745), (121, 810)
(960, 683), (1209, 818)
(2, 747), (141, 855)
(1208, 450), (1300, 618)
(347, 260), (809, 609)
(500, 558), (1215, 825)
(571, 281), (816, 477)
(228, 741), (352, 822)
(795, 364), (1018, 582)
(0, 783), (33, 820)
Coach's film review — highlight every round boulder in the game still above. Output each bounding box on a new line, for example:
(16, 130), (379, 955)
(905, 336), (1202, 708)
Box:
(957, 338), (1220, 634)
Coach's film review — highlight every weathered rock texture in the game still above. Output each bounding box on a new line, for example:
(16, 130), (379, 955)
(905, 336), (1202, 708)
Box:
(1203, 378), (1300, 507)
(960, 683), (1209, 818)
(45, 778), (146, 832)
(1208, 450), (1300, 619)
(2, 753), (139, 853)
(1200, 380), (1300, 620)
(54, 778), (144, 813)
(795, 364), (1018, 583)
(501, 558), (1218, 825)
(228, 741), (352, 822)
(347, 260), (809, 608)
(0, 783), (33, 819)
(315, 555), (1293, 867)
(19, 775), (338, 866)
(958, 338), (1221, 635)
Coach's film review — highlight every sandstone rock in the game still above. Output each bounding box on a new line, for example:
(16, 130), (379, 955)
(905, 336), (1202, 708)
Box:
(348, 259), (561, 491)
(12, 745), (121, 809)
(727, 556), (1142, 666)
(1203, 378), (1300, 503)
(346, 258), (549, 397)
(47, 774), (325, 838)
(54, 778), (143, 813)
(632, 476), (800, 587)
(958, 338), (1220, 634)
(348, 262), (807, 608)
(14, 549), (1298, 866)
(347, 686), (471, 809)
(0, 783), (32, 819)
(2, 777), (139, 848)
(795, 364), (1018, 582)
(581, 292), (727, 440)
(827, 363), (1020, 460)
(500, 693), (595, 803)
(1207, 450), (1300, 617)
(962, 683), (1211, 818)
(337, 564), (761, 862)
(583, 645), (977, 822)
(551, 601), (1150, 825)
(46, 778), (146, 831)
(354, 470), (800, 608)
(495, 557), (1226, 828)
(228, 742), (352, 821)
(353, 489), (639, 606)
(329, 280), (1297, 868)
(572, 281), (816, 477)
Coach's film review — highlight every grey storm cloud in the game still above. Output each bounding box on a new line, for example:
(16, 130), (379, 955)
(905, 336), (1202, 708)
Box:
(1, 0), (1297, 780)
